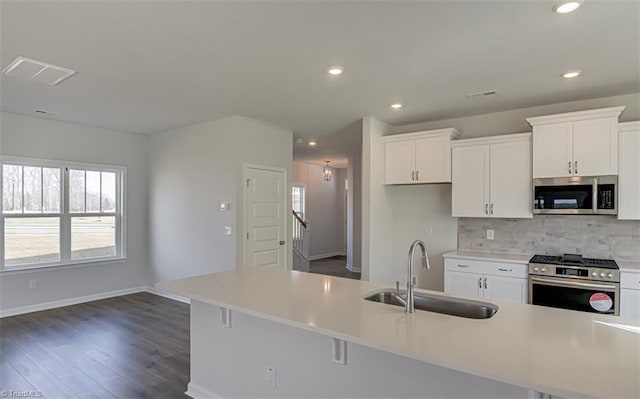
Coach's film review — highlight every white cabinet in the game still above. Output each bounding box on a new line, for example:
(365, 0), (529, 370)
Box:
(620, 271), (640, 319)
(618, 121), (640, 220)
(444, 257), (528, 304)
(452, 133), (532, 218)
(383, 128), (460, 184)
(527, 107), (625, 178)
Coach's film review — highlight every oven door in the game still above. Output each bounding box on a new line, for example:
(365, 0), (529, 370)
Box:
(529, 276), (620, 316)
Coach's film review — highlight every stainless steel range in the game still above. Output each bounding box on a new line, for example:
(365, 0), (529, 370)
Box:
(528, 254), (620, 316)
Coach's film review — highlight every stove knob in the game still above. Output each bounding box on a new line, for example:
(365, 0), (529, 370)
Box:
(607, 273), (613, 279)
(599, 272), (606, 278)
(592, 272), (598, 277)
(541, 267), (546, 272)
(533, 267), (539, 272)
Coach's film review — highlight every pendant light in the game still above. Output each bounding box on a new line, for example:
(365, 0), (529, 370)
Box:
(323, 161), (332, 182)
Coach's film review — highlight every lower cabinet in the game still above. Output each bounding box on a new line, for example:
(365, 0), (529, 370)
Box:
(620, 271), (640, 319)
(444, 257), (528, 304)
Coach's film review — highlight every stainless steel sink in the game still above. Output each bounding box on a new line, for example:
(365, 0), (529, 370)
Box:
(364, 290), (498, 319)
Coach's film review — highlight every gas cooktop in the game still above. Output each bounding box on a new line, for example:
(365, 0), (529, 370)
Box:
(529, 254), (618, 270)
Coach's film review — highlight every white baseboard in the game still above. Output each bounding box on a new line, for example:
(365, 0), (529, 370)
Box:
(346, 263), (361, 273)
(308, 251), (346, 261)
(146, 286), (190, 304)
(186, 382), (225, 399)
(0, 286), (146, 318)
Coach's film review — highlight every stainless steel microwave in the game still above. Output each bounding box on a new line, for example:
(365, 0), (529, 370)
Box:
(533, 176), (617, 215)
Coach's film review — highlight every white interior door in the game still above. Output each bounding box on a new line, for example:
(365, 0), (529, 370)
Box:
(245, 166), (286, 268)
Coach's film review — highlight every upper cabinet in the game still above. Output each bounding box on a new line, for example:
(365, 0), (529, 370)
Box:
(527, 107), (625, 178)
(618, 121), (640, 220)
(451, 133), (532, 219)
(383, 128), (460, 184)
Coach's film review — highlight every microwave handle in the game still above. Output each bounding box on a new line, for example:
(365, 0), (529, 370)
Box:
(592, 178), (598, 213)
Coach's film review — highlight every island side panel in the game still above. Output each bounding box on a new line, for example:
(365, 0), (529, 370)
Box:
(189, 300), (529, 398)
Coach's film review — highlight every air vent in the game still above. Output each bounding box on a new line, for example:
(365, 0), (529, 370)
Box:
(466, 89), (498, 98)
(2, 56), (76, 86)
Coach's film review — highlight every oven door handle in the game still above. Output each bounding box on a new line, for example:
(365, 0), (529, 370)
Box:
(530, 276), (617, 291)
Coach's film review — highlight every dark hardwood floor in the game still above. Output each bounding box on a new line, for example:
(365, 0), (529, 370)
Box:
(308, 255), (360, 280)
(0, 293), (190, 399)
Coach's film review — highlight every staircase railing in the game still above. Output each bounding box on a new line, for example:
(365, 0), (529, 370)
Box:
(292, 210), (307, 255)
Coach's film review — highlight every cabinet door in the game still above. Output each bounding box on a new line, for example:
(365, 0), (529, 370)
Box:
(484, 275), (528, 304)
(384, 140), (415, 184)
(532, 123), (573, 178)
(489, 139), (532, 218)
(573, 118), (618, 176)
(619, 128), (640, 220)
(620, 289), (640, 319)
(452, 145), (490, 217)
(445, 271), (483, 299)
(415, 135), (451, 183)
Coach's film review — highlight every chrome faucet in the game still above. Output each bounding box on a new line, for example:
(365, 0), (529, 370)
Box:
(402, 239), (431, 313)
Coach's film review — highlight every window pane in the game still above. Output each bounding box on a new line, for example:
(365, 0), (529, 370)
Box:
(101, 172), (116, 212)
(69, 169), (85, 213)
(4, 217), (60, 266)
(86, 171), (101, 213)
(2, 165), (22, 213)
(71, 216), (116, 260)
(43, 167), (61, 213)
(23, 166), (42, 213)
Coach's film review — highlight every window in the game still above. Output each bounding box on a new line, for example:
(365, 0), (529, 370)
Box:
(292, 185), (305, 220)
(1, 157), (125, 270)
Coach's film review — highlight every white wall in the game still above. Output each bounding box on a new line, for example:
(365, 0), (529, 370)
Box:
(292, 162), (345, 259)
(149, 116), (292, 284)
(361, 117), (457, 289)
(0, 112), (149, 310)
(394, 93), (640, 138)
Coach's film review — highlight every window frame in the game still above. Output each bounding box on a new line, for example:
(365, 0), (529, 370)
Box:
(0, 156), (127, 272)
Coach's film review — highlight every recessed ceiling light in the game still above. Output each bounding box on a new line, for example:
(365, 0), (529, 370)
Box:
(563, 70), (582, 78)
(553, 1), (583, 14)
(328, 66), (344, 76)
(390, 103), (403, 109)
(308, 141), (317, 147)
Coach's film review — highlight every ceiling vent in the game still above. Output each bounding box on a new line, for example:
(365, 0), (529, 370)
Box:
(2, 56), (76, 86)
(466, 89), (498, 98)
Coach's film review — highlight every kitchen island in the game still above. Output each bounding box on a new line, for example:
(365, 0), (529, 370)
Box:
(157, 268), (640, 399)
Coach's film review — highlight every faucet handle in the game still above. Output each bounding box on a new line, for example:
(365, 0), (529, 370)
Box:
(411, 276), (417, 287)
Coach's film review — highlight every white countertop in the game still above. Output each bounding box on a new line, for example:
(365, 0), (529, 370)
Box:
(619, 261), (640, 273)
(157, 268), (640, 399)
(443, 250), (533, 264)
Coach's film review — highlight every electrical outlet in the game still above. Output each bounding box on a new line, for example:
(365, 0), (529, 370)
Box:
(267, 366), (276, 388)
(224, 226), (232, 236)
(486, 229), (495, 240)
(219, 202), (230, 211)
(28, 280), (37, 289)
(426, 227), (433, 237)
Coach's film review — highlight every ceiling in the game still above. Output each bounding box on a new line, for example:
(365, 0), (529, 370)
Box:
(1, 1), (639, 143)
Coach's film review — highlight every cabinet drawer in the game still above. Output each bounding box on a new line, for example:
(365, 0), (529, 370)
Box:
(444, 258), (527, 278)
(621, 272), (640, 290)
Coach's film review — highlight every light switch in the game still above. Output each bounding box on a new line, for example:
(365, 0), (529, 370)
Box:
(224, 226), (233, 236)
(220, 202), (231, 211)
(486, 229), (495, 240)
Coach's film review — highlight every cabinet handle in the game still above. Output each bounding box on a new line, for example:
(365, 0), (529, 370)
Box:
(485, 203), (489, 215)
(484, 277), (487, 289)
(457, 264), (469, 268)
(490, 203), (494, 215)
(411, 171), (415, 181)
(478, 277), (482, 288)
(416, 170), (419, 181)
(498, 268), (512, 272)
(568, 161), (572, 174)
(574, 161), (578, 175)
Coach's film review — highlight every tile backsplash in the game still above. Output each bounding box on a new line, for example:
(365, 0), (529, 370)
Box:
(458, 216), (640, 261)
